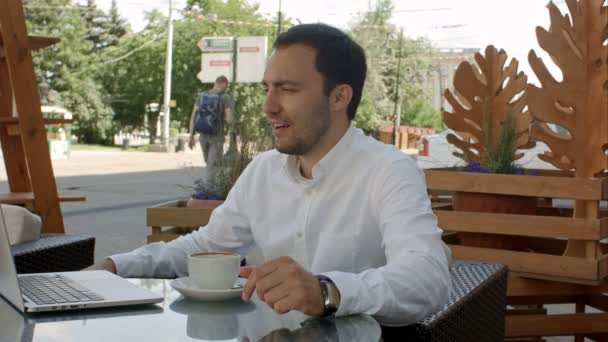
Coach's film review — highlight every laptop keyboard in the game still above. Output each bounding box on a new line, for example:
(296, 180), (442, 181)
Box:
(18, 274), (104, 305)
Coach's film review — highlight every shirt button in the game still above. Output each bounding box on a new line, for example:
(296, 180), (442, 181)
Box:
(296, 232), (303, 239)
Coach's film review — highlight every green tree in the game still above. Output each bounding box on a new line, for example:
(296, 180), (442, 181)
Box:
(103, 0), (281, 143)
(107, 0), (130, 46)
(80, 0), (129, 53)
(349, 0), (442, 132)
(101, 10), (166, 143)
(25, 0), (114, 144)
(80, 0), (110, 53)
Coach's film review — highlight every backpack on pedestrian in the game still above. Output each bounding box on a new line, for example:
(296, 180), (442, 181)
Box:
(194, 92), (222, 135)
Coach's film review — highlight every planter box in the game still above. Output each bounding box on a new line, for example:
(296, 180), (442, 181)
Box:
(425, 167), (608, 285)
(146, 200), (218, 243)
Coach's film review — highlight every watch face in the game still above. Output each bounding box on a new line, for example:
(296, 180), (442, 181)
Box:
(325, 282), (340, 308)
(319, 279), (339, 316)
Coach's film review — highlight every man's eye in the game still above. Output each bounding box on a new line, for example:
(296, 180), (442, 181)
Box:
(281, 88), (295, 92)
(262, 88), (269, 93)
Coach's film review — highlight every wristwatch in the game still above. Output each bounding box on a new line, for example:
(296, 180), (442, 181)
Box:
(317, 275), (341, 317)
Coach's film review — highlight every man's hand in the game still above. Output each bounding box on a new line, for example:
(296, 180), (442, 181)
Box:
(83, 258), (117, 273)
(240, 256), (324, 316)
(188, 136), (196, 150)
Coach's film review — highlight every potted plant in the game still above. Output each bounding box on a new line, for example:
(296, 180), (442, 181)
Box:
(440, 45), (537, 250)
(186, 139), (265, 209)
(146, 135), (271, 243)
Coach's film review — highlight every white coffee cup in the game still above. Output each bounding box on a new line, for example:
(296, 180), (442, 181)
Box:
(188, 252), (241, 290)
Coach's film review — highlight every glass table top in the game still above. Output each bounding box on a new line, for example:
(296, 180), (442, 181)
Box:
(1, 278), (381, 342)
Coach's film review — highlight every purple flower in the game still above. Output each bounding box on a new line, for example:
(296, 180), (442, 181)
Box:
(192, 191), (224, 200)
(463, 161), (538, 176)
(463, 161), (491, 173)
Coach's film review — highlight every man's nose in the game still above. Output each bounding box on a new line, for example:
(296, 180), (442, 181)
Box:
(263, 89), (280, 114)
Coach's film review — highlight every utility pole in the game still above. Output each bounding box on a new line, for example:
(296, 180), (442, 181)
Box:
(161, 0), (174, 148)
(228, 37), (238, 154)
(277, 0), (282, 36)
(391, 27), (404, 146)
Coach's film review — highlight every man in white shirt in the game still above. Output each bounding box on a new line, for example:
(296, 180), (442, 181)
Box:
(88, 23), (450, 325)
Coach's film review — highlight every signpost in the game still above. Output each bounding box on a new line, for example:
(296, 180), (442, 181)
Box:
(197, 36), (267, 83)
(198, 37), (234, 52)
(197, 36), (268, 153)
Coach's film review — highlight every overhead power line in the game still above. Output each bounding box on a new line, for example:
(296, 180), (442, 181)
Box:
(103, 34), (164, 65)
(190, 13), (284, 28)
(326, 7), (452, 16)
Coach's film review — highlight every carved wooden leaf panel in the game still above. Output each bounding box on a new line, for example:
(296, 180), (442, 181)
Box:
(527, 0), (608, 177)
(443, 45), (532, 162)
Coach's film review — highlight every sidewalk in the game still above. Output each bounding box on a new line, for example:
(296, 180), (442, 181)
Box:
(0, 148), (206, 260)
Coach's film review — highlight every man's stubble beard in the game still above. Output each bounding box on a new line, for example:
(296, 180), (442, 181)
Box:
(275, 105), (331, 156)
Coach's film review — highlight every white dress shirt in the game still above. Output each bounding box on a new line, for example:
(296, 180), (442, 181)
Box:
(111, 125), (450, 326)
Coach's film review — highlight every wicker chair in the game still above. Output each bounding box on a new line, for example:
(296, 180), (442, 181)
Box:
(382, 262), (508, 342)
(10, 233), (95, 274)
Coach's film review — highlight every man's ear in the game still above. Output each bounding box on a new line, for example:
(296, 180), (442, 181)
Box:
(329, 84), (353, 114)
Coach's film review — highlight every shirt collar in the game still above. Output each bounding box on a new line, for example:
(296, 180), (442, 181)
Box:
(281, 123), (360, 182)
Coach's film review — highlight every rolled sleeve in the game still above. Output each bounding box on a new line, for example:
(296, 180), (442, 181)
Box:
(108, 159), (257, 279)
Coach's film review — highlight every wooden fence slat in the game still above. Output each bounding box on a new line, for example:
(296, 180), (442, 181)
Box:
(425, 169), (606, 200)
(506, 313), (608, 337)
(436, 210), (604, 240)
(450, 245), (599, 280)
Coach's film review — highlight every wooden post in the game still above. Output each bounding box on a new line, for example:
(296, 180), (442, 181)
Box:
(0, 0), (65, 232)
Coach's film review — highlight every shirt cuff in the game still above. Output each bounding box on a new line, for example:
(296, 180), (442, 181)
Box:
(109, 250), (143, 278)
(320, 271), (363, 317)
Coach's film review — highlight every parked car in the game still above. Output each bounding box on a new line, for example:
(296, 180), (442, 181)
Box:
(416, 129), (556, 170)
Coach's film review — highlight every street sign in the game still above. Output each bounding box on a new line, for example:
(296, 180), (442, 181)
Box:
(235, 36), (267, 83)
(198, 53), (233, 83)
(198, 36), (267, 83)
(198, 37), (234, 52)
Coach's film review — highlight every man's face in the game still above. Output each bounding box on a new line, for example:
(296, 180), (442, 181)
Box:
(262, 44), (332, 156)
(217, 81), (228, 91)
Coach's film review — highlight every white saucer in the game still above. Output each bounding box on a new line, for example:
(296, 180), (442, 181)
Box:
(170, 277), (245, 301)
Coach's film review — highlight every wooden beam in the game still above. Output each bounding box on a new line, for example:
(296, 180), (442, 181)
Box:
(506, 307), (547, 315)
(0, 57), (30, 193)
(450, 245), (599, 280)
(0, 35), (59, 50)
(435, 210), (604, 240)
(588, 295), (608, 312)
(507, 274), (607, 297)
(506, 313), (608, 337)
(0, 117), (73, 125)
(0, 192), (85, 204)
(507, 294), (583, 305)
(425, 169), (606, 200)
(146, 200), (214, 227)
(0, 2), (65, 232)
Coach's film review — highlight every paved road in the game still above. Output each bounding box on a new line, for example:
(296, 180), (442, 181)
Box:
(0, 148), (206, 260)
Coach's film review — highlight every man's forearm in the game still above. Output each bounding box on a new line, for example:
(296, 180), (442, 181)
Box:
(225, 108), (234, 125)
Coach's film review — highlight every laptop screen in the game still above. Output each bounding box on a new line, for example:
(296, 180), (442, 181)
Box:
(0, 204), (26, 312)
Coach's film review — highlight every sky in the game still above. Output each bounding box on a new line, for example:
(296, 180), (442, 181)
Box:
(90, 0), (566, 82)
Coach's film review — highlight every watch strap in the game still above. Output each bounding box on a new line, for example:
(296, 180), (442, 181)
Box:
(317, 275), (339, 317)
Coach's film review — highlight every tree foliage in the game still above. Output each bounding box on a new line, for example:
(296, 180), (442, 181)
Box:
(25, 0), (439, 144)
(102, 0), (282, 143)
(349, 0), (442, 131)
(25, 0), (115, 143)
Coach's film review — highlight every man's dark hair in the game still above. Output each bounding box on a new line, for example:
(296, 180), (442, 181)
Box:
(273, 23), (367, 120)
(215, 75), (229, 84)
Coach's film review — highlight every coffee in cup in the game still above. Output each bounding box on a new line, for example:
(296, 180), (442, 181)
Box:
(188, 252), (240, 290)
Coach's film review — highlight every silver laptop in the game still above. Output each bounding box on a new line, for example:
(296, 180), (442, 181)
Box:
(0, 205), (163, 313)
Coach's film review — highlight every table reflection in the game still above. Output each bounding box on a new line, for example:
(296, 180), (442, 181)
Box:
(0, 278), (381, 342)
